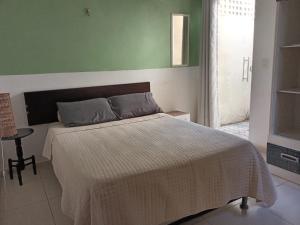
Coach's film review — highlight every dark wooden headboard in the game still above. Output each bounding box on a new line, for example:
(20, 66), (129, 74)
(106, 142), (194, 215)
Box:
(24, 82), (150, 126)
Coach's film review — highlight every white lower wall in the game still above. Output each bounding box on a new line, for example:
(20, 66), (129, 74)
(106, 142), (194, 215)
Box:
(249, 0), (277, 152)
(0, 66), (200, 166)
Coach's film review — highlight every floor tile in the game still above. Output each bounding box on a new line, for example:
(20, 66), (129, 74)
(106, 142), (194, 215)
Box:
(0, 176), (47, 212)
(217, 121), (249, 140)
(205, 204), (291, 225)
(41, 174), (62, 199)
(270, 181), (300, 225)
(38, 161), (56, 180)
(0, 200), (54, 225)
(49, 197), (73, 225)
(272, 175), (286, 187)
(3, 160), (300, 225)
(4, 166), (40, 184)
(39, 161), (62, 199)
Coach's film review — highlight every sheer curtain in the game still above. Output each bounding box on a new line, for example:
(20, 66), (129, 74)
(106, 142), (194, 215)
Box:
(197, 0), (219, 128)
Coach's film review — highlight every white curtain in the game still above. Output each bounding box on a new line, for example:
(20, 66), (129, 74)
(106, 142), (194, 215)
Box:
(197, 0), (219, 128)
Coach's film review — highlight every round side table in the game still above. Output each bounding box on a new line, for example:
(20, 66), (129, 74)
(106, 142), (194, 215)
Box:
(2, 128), (37, 185)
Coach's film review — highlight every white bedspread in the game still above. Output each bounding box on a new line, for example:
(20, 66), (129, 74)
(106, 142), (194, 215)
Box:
(43, 113), (276, 225)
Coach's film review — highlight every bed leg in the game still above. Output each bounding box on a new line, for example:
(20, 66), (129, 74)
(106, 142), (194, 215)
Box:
(240, 197), (248, 210)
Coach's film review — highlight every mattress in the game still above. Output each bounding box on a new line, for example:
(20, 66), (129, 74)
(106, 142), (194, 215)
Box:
(43, 113), (276, 225)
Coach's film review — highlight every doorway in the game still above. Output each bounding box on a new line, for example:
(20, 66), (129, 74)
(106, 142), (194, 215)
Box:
(216, 0), (255, 139)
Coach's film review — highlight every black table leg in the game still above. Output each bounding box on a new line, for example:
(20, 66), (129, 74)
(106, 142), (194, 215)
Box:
(14, 137), (25, 185)
(16, 165), (23, 186)
(32, 155), (37, 175)
(8, 158), (13, 179)
(15, 138), (25, 170)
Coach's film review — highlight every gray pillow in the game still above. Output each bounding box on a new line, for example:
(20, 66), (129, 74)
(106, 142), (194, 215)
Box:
(57, 98), (117, 127)
(108, 92), (162, 119)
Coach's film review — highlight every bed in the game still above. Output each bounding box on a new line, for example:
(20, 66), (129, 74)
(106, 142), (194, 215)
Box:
(24, 82), (276, 225)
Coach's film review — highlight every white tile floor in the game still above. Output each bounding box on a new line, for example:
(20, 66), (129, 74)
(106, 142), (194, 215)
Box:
(1, 162), (300, 225)
(218, 121), (249, 140)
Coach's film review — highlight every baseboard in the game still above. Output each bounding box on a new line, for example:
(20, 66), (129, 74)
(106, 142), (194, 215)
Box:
(269, 164), (300, 186)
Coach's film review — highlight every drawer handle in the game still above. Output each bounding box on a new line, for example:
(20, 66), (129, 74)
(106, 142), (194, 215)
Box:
(280, 153), (299, 164)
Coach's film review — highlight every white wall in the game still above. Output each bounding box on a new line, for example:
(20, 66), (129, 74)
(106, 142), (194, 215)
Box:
(249, 0), (277, 152)
(0, 67), (200, 166)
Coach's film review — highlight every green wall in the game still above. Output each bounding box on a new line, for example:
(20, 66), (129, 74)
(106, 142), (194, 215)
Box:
(0, 0), (201, 75)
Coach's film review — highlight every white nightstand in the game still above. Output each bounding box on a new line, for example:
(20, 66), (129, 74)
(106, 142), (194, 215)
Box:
(166, 111), (191, 122)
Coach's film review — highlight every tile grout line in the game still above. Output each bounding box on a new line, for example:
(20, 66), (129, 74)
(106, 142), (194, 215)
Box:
(1, 172), (49, 213)
(270, 181), (300, 225)
(231, 202), (294, 225)
(276, 181), (286, 188)
(39, 170), (58, 225)
(261, 183), (295, 225)
(200, 197), (295, 225)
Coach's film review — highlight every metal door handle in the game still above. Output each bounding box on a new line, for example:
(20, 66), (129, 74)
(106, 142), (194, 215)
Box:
(242, 57), (251, 82)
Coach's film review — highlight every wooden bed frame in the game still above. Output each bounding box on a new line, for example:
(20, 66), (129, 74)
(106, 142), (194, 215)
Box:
(23, 81), (248, 223)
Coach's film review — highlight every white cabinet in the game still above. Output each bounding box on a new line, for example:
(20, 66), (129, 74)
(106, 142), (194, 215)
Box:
(270, 0), (300, 144)
(268, 0), (300, 183)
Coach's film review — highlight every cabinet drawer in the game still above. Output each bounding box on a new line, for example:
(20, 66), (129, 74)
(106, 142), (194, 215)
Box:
(267, 143), (300, 174)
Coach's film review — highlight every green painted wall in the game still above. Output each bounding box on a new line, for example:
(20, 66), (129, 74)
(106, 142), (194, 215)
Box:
(0, 0), (201, 75)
